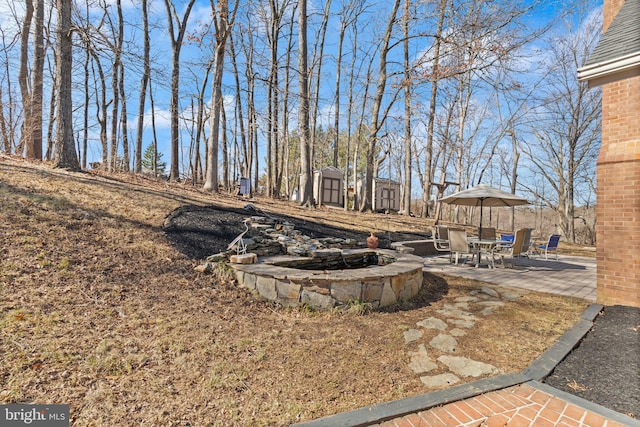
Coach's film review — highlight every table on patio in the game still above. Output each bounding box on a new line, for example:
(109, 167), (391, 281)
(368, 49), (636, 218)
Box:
(467, 238), (512, 268)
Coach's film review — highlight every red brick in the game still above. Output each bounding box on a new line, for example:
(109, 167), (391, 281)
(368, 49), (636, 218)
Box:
(516, 405), (541, 421)
(416, 410), (448, 427)
(538, 406), (563, 423)
(454, 400), (486, 421)
(562, 404), (586, 422)
(505, 414), (535, 427)
(484, 414), (510, 427)
(528, 390), (552, 406)
(583, 411), (607, 427)
(546, 397), (568, 414)
(429, 406), (459, 425)
(390, 413), (425, 427)
(529, 416), (556, 427)
(440, 403), (475, 424)
(489, 391), (521, 411)
(556, 418), (581, 427)
(511, 384), (535, 400)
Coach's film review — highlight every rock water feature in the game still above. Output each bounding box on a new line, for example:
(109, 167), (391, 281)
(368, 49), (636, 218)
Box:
(206, 215), (425, 310)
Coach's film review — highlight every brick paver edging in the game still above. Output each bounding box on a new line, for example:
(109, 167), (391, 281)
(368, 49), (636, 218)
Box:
(291, 303), (624, 427)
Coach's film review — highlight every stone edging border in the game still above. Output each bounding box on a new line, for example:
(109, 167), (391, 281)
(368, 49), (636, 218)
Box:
(291, 303), (640, 427)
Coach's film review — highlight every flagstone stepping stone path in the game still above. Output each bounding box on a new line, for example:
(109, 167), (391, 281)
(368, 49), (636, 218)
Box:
(404, 285), (522, 388)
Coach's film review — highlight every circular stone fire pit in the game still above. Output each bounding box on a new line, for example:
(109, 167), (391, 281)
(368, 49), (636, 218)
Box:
(230, 249), (425, 310)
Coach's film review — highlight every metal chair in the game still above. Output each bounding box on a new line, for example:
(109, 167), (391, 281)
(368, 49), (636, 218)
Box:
(448, 228), (473, 265)
(433, 225), (450, 252)
(535, 234), (561, 260)
(479, 227), (496, 240)
(496, 228), (527, 267)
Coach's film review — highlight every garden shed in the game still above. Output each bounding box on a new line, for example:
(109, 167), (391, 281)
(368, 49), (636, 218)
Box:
(312, 166), (344, 207)
(357, 177), (401, 212)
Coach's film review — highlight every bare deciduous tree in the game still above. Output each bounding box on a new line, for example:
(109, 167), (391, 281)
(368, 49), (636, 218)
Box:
(134, 0), (150, 173)
(204, 0), (235, 193)
(164, 0), (195, 181)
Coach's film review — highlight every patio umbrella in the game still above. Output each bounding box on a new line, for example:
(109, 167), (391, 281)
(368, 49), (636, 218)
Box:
(440, 184), (529, 264)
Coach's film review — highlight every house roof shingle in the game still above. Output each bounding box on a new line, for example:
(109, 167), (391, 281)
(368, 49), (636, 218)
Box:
(578, 0), (640, 85)
(584, 0), (640, 67)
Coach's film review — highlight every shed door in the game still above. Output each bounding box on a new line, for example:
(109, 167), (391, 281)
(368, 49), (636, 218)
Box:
(322, 177), (341, 204)
(380, 187), (397, 210)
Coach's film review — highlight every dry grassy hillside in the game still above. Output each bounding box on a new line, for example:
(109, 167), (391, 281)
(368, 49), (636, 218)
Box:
(0, 155), (589, 426)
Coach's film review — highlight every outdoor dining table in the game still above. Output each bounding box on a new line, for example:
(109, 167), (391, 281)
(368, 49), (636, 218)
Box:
(467, 238), (512, 268)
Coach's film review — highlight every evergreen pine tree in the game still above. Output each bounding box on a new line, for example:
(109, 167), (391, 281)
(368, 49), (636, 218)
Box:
(141, 144), (166, 175)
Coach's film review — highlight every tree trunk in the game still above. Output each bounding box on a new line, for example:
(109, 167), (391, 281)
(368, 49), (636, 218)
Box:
(29, 0), (44, 160)
(194, 62), (212, 184)
(135, 0), (150, 173)
(119, 58), (129, 172)
(204, 0), (231, 193)
(229, 33), (248, 177)
(401, 0), (412, 215)
(309, 0), (331, 173)
(164, 0), (196, 181)
(18, 0), (34, 158)
(361, 0), (401, 212)
(298, 0), (313, 207)
(221, 99), (229, 190)
(53, 0), (80, 170)
(82, 46), (89, 169)
(90, 51), (108, 166)
(108, 0), (123, 172)
(421, 0), (447, 217)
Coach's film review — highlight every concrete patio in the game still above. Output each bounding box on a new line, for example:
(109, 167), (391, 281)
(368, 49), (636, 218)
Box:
(422, 253), (596, 302)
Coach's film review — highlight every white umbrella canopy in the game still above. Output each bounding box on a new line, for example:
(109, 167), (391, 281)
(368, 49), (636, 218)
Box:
(439, 184), (529, 208)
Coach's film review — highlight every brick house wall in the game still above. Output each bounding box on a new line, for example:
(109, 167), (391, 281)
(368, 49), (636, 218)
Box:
(597, 0), (640, 307)
(604, 0), (625, 28)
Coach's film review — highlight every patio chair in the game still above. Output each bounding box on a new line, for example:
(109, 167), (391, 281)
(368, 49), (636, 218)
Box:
(495, 228), (526, 267)
(448, 228), (473, 265)
(535, 234), (561, 260)
(500, 233), (514, 244)
(433, 225), (450, 252)
(479, 227), (496, 240)
(521, 228), (533, 257)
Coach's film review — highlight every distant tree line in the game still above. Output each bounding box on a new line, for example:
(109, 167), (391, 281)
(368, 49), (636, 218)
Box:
(0, 0), (601, 242)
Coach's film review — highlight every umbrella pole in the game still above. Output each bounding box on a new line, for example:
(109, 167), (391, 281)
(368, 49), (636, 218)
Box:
(478, 201), (484, 265)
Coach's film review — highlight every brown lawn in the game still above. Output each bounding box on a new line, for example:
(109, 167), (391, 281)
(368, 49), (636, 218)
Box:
(0, 155), (589, 426)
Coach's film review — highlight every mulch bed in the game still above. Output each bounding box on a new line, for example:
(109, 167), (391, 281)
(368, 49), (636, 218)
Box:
(545, 305), (640, 419)
(163, 204), (426, 260)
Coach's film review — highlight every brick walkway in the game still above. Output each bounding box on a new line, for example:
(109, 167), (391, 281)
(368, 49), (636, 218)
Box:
(376, 382), (629, 427)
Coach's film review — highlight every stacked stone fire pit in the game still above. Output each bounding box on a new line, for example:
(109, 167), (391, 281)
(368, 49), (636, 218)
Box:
(218, 215), (425, 310)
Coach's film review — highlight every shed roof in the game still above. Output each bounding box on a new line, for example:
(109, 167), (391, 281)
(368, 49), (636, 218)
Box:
(373, 177), (401, 185)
